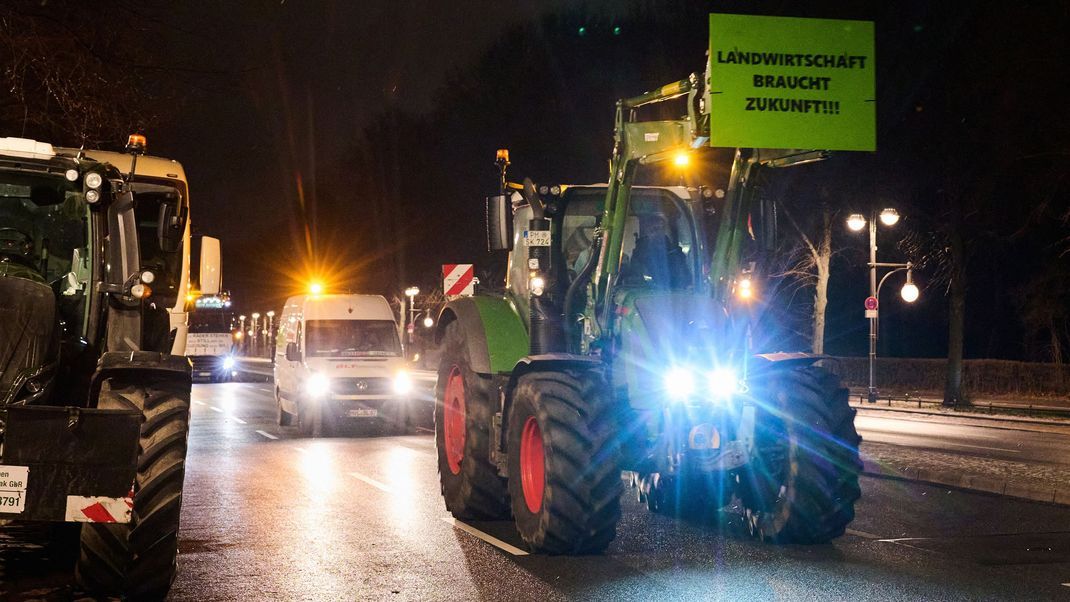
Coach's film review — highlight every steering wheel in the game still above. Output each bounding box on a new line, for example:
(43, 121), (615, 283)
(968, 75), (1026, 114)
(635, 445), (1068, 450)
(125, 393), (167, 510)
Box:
(0, 227), (35, 265)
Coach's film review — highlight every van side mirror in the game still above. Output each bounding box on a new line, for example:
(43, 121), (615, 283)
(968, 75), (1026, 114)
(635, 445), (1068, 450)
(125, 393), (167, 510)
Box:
(198, 236), (221, 295)
(285, 342), (300, 362)
(486, 195), (511, 251)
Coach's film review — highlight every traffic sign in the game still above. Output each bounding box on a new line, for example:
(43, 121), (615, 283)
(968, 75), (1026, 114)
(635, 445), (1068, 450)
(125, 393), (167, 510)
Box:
(865, 309), (878, 319)
(864, 296), (878, 311)
(443, 264), (475, 297)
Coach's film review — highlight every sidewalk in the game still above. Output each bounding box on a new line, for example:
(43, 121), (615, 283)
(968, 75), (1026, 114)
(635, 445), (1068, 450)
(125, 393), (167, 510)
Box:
(849, 387), (1070, 420)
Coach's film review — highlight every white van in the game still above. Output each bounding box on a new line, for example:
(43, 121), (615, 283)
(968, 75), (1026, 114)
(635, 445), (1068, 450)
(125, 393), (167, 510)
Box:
(274, 294), (412, 436)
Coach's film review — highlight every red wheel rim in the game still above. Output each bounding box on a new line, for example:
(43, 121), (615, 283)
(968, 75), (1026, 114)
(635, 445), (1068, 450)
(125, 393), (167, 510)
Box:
(443, 366), (466, 475)
(519, 416), (545, 513)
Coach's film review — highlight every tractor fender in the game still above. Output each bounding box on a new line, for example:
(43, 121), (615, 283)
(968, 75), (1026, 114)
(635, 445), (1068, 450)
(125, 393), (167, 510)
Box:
(435, 296), (529, 375)
(749, 352), (826, 376)
(89, 351), (192, 401)
(500, 354), (605, 454)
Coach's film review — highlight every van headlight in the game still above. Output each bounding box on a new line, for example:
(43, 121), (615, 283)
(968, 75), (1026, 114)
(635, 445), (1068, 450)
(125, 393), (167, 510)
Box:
(222, 356), (236, 370)
(305, 373), (331, 398)
(393, 371), (413, 395)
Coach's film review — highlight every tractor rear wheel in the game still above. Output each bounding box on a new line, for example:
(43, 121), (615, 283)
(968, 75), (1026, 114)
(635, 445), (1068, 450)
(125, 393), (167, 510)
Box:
(435, 321), (509, 519)
(507, 370), (622, 554)
(76, 376), (191, 600)
(737, 365), (862, 544)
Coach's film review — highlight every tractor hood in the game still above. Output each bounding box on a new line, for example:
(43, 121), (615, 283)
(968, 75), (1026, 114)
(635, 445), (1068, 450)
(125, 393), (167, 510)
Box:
(0, 275), (59, 404)
(615, 291), (740, 408)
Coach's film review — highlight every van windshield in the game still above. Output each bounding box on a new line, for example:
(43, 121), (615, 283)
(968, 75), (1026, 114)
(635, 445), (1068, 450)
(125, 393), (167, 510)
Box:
(305, 320), (401, 357)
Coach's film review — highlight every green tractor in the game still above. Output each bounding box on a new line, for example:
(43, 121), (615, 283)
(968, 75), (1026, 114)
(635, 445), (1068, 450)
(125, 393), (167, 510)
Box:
(433, 71), (862, 552)
(0, 135), (219, 598)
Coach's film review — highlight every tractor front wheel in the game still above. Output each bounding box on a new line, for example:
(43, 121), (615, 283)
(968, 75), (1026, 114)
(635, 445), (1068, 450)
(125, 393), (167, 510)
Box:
(434, 321), (509, 519)
(507, 370), (622, 554)
(76, 376), (191, 600)
(737, 365), (862, 544)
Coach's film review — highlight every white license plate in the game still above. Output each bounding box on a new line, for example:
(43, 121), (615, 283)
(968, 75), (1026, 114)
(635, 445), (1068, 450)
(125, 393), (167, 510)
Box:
(0, 465), (29, 514)
(347, 408), (378, 418)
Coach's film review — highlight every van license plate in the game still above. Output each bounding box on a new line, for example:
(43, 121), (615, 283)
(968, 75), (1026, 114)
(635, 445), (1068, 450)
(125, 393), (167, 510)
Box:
(348, 409), (378, 418)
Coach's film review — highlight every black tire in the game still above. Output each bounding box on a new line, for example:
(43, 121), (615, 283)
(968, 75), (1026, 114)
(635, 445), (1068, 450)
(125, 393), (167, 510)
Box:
(298, 398), (333, 437)
(737, 365), (862, 544)
(507, 370), (622, 554)
(276, 387), (294, 427)
(76, 376), (191, 600)
(434, 320), (509, 520)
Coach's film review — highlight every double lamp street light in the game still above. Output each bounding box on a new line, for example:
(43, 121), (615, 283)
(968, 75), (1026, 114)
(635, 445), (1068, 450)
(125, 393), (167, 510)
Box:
(846, 208), (919, 404)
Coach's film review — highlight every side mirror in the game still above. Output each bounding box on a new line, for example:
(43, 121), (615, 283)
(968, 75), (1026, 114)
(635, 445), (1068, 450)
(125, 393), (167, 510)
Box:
(285, 342), (300, 362)
(157, 200), (187, 253)
(199, 236), (221, 295)
(486, 195), (511, 251)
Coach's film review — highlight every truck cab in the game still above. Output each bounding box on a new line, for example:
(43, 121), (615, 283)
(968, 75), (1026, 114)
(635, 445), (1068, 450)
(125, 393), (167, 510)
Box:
(274, 293), (413, 436)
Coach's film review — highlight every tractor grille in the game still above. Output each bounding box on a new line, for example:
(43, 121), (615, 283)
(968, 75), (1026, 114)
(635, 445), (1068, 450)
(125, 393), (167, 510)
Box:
(332, 377), (392, 396)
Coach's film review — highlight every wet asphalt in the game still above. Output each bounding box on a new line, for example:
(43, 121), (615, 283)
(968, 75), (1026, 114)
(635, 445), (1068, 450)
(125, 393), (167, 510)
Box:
(2, 381), (1070, 600)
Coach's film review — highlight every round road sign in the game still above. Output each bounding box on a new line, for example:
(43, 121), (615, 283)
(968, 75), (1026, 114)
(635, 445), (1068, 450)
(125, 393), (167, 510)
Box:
(864, 296), (878, 311)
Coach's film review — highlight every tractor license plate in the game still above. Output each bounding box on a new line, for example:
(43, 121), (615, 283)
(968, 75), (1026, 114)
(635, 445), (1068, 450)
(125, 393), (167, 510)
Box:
(0, 465), (29, 514)
(348, 408), (378, 418)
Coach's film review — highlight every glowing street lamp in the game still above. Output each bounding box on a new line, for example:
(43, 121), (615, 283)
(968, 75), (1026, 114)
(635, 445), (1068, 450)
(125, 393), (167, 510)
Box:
(672, 150), (690, 168)
(847, 206), (916, 403)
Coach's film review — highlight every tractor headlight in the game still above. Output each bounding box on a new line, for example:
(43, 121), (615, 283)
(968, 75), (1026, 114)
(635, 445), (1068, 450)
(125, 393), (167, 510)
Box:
(222, 356), (236, 370)
(664, 367), (696, 399)
(305, 373), (331, 398)
(393, 370), (413, 395)
(530, 276), (546, 296)
(707, 368), (739, 400)
(84, 172), (103, 189)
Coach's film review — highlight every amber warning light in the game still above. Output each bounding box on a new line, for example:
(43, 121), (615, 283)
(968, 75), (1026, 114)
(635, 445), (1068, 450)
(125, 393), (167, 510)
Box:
(126, 134), (147, 155)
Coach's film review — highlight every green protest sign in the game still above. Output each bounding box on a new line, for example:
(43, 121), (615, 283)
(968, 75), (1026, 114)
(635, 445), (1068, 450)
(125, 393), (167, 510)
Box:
(708, 13), (875, 151)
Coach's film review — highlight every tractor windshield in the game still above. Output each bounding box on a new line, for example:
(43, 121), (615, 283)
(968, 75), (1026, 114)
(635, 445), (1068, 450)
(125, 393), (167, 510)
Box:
(0, 170), (88, 287)
(563, 188), (696, 290)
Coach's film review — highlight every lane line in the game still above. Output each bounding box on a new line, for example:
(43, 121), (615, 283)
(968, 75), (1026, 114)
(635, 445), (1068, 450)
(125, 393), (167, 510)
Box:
(415, 426), (434, 434)
(255, 430), (278, 440)
(230, 417), (248, 425)
(845, 528), (882, 540)
(441, 518), (529, 556)
(193, 400), (206, 406)
(349, 472), (393, 493)
(292, 446), (306, 453)
(946, 442), (1020, 453)
(209, 406), (223, 413)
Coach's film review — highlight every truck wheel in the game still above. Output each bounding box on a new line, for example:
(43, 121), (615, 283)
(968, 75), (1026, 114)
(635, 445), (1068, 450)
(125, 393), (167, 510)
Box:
(276, 387), (294, 427)
(738, 366), (862, 544)
(76, 376), (191, 600)
(435, 320), (509, 519)
(507, 370), (622, 554)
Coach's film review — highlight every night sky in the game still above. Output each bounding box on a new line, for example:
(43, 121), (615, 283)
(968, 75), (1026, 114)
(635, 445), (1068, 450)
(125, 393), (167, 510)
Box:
(2, 0), (1068, 362)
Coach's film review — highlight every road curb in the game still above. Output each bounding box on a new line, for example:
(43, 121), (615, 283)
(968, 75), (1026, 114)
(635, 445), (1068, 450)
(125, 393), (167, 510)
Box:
(853, 403), (1070, 429)
(862, 461), (1070, 507)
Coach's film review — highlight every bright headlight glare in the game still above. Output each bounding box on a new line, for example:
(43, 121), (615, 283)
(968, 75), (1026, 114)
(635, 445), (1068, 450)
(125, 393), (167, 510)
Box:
(394, 371), (413, 394)
(222, 356), (236, 370)
(305, 373), (331, 398)
(530, 276), (545, 296)
(708, 368), (738, 399)
(664, 367), (696, 399)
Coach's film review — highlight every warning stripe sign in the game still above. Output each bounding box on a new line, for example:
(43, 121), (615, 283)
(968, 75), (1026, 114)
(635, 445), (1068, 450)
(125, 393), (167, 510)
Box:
(65, 495), (134, 523)
(443, 264), (475, 297)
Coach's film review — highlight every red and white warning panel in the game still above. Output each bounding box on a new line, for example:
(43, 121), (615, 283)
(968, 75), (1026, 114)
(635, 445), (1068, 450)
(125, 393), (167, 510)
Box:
(65, 494), (134, 523)
(443, 264), (475, 297)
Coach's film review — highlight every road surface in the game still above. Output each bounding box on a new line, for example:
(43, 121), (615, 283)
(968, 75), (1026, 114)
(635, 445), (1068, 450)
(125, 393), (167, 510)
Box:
(3, 382), (1069, 600)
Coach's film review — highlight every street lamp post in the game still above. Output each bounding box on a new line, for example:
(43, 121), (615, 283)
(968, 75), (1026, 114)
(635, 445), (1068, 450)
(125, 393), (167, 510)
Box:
(847, 208), (917, 404)
(404, 286), (420, 355)
(251, 312), (261, 357)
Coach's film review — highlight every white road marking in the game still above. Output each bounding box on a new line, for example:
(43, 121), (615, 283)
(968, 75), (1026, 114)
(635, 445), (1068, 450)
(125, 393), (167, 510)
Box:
(846, 528), (882, 540)
(256, 387), (273, 393)
(230, 417), (248, 425)
(209, 406), (223, 413)
(255, 430), (278, 440)
(350, 472), (393, 493)
(1062, 583), (1070, 587)
(442, 518), (529, 556)
(193, 400), (206, 406)
(292, 446), (306, 453)
(414, 426), (435, 434)
(946, 442), (1019, 453)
